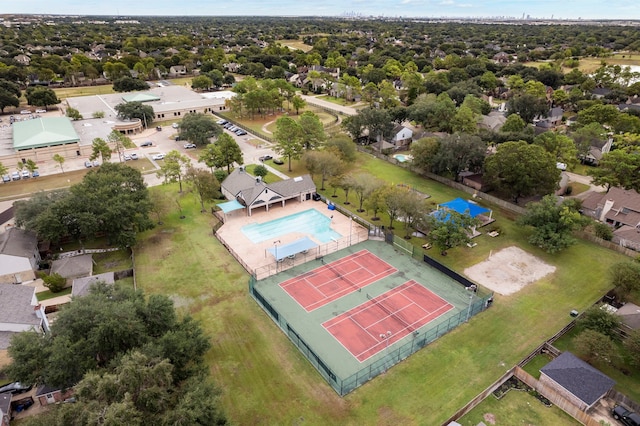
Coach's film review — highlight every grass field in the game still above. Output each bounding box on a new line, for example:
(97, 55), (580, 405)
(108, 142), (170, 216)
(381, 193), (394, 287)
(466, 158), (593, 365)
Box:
(0, 170), (87, 201)
(36, 287), (72, 301)
(130, 149), (632, 424)
(277, 39), (314, 52)
(459, 387), (580, 425)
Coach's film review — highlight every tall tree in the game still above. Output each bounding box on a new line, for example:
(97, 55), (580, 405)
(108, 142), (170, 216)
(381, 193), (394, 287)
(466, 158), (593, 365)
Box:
(411, 137), (441, 173)
(89, 138), (112, 162)
(431, 133), (486, 181)
(52, 154), (65, 173)
(302, 150), (344, 190)
(115, 101), (154, 128)
(25, 86), (59, 110)
(273, 116), (304, 172)
(427, 210), (479, 255)
(215, 133), (244, 173)
(180, 112), (222, 147)
(517, 195), (585, 253)
(298, 111), (326, 150)
(588, 148), (640, 192)
(534, 132), (578, 169)
(157, 150), (191, 192)
(186, 167), (221, 212)
(484, 141), (560, 203)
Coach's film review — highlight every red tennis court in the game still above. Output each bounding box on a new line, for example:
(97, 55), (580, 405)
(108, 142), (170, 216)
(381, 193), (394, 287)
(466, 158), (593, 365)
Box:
(323, 280), (454, 362)
(279, 250), (397, 312)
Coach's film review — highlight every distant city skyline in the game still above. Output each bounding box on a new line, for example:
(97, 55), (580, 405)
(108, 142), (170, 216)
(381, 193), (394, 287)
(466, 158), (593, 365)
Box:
(4, 0), (640, 20)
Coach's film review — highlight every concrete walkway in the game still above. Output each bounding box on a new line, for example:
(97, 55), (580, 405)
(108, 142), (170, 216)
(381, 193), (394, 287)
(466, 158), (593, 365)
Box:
(299, 94), (359, 116)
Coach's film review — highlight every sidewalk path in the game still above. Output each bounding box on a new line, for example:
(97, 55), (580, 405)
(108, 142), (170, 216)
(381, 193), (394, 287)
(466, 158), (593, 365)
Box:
(299, 94), (359, 116)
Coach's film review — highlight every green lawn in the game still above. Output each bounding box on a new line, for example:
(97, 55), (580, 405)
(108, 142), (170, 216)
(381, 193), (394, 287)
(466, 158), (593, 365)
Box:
(0, 169), (89, 201)
(92, 249), (133, 274)
(131, 166), (632, 425)
(459, 387), (580, 425)
(522, 354), (553, 379)
(36, 287), (72, 301)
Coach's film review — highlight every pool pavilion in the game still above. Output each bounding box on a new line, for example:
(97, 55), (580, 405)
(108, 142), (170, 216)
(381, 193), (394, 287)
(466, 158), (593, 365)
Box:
(220, 167), (316, 218)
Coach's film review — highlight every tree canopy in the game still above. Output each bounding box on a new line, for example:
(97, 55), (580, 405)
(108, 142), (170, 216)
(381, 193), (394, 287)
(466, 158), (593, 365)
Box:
(484, 141), (560, 203)
(14, 163), (153, 248)
(115, 101), (154, 128)
(6, 284), (227, 426)
(179, 112), (222, 146)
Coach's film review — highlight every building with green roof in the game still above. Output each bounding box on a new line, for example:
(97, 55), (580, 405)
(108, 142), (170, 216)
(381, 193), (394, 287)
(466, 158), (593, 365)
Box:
(121, 93), (161, 103)
(12, 117), (80, 151)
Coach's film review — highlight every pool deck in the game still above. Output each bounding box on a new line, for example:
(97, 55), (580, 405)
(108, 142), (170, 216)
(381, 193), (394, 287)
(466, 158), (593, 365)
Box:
(216, 200), (367, 278)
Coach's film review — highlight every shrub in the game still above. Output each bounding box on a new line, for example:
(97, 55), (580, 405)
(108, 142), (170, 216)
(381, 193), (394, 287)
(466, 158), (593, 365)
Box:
(594, 222), (613, 241)
(43, 272), (67, 293)
(564, 185), (573, 195)
(92, 111), (105, 119)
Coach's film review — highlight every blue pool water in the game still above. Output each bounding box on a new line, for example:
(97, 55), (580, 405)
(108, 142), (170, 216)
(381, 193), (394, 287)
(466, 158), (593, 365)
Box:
(242, 209), (342, 244)
(395, 154), (408, 162)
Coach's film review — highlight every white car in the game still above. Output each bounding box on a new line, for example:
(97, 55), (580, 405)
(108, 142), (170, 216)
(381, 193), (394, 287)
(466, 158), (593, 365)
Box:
(152, 153), (166, 161)
(35, 109), (47, 113)
(124, 153), (132, 161)
(172, 123), (179, 129)
(184, 143), (197, 149)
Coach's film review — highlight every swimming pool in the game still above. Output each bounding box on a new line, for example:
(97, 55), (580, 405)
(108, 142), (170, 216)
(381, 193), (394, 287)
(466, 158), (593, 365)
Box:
(241, 209), (342, 244)
(393, 153), (413, 163)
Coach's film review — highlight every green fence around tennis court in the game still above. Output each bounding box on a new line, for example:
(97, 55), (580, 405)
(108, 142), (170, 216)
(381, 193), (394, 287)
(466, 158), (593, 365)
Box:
(248, 238), (493, 396)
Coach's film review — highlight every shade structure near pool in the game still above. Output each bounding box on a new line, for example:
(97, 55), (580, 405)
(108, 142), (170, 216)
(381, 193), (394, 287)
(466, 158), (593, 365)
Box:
(267, 237), (318, 261)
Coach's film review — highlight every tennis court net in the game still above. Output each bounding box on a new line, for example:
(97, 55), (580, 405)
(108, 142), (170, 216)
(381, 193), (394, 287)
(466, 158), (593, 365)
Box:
(324, 261), (360, 292)
(367, 293), (414, 332)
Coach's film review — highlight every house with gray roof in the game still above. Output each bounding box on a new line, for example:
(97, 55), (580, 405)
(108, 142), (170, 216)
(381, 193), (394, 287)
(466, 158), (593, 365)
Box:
(72, 272), (115, 298)
(0, 227), (40, 285)
(539, 351), (615, 411)
(615, 302), (640, 331)
(0, 284), (49, 349)
(51, 254), (93, 287)
(221, 168), (316, 216)
(581, 187), (640, 251)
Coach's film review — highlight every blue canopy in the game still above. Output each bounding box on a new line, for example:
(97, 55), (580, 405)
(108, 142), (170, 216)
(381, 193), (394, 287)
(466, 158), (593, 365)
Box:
(439, 198), (489, 218)
(267, 237), (318, 261)
(218, 200), (245, 214)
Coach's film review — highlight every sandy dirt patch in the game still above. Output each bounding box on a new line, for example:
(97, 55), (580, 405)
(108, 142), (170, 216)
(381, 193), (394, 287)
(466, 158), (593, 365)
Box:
(464, 246), (555, 295)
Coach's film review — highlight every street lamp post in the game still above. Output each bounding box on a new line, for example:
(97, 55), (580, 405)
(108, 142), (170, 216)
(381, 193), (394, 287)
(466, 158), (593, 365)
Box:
(380, 330), (392, 372)
(465, 286), (476, 322)
(349, 216), (353, 246)
(274, 240), (281, 272)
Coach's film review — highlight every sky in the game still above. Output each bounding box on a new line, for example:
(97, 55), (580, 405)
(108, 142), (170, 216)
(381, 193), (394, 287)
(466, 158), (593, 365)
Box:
(4, 0), (640, 20)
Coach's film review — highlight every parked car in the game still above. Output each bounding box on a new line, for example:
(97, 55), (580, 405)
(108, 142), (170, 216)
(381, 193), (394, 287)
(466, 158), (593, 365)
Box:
(2, 174), (10, 183)
(0, 381), (32, 395)
(11, 171), (20, 180)
(20, 110), (31, 115)
(172, 123), (179, 129)
(235, 129), (247, 136)
(184, 143), (197, 149)
(612, 405), (640, 426)
(259, 155), (273, 162)
(216, 119), (228, 125)
(228, 125), (238, 132)
(223, 122), (233, 129)
(156, 126), (162, 131)
(151, 153), (166, 160)
(84, 160), (93, 168)
(35, 109), (47, 113)
(131, 153), (139, 160)
(140, 141), (153, 147)
(92, 160), (100, 167)
(273, 158), (284, 165)
(21, 170), (30, 179)
(124, 153), (132, 161)
(32, 170), (40, 178)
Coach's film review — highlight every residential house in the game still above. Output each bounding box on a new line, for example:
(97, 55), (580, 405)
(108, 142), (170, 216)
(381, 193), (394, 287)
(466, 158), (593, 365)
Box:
(388, 125), (413, 148)
(168, 65), (187, 77)
(72, 272), (115, 298)
(581, 137), (612, 166)
(50, 254), (93, 287)
(539, 351), (615, 411)
(35, 385), (74, 406)
(13, 54), (30, 65)
(0, 227), (40, 285)
(0, 284), (49, 349)
(614, 302), (640, 332)
(0, 392), (10, 426)
(221, 168), (316, 216)
(492, 52), (511, 64)
(480, 112), (507, 132)
(581, 187), (640, 250)
(591, 87), (612, 99)
(547, 107), (564, 126)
